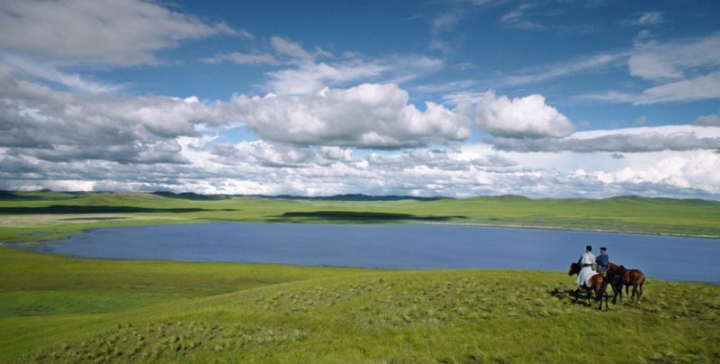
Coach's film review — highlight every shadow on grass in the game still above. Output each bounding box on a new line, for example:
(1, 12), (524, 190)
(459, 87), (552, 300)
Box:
(271, 211), (466, 223)
(0, 191), (79, 201)
(0, 205), (237, 214)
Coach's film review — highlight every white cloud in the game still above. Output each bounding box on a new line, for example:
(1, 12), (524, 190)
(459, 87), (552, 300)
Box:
(264, 55), (443, 95)
(412, 80), (477, 94)
(0, 67), (229, 164)
(270, 36), (321, 61)
(486, 125), (720, 153)
(634, 12), (664, 26)
(695, 114), (720, 127)
(499, 51), (630, 86)
(212, 140), (352, 168)
(629, 33), (720, 81)
(232, 83), (471, 149)
(578, 76), (720, 106)
(501, 3), (542, 30)
(593, 151), (720, 195)
(635, 72), (720, 104)
(2, 55), (122, 93)
(266, 60), (387, 95)
(473, 91), (575, 139)
(0, 0), (234, 66)
(429, 8), (466, 53)
(202, 52), (279, 65)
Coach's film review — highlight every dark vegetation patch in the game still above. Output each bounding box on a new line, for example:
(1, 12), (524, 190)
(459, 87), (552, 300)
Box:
(0, 206), (236, 214)
(273, 211), (466, 223)
(259, 194), (449, 201)
(152, 192), (233, 200)
(62, 217), (128, 221)
(0, 191), (81, 201)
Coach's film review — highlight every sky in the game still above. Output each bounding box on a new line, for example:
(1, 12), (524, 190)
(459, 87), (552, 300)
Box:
(0, 0), (719, 199)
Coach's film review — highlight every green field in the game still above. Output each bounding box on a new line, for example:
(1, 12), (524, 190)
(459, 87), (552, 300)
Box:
(1, 191), (720, 362)
(1, 247), (719, 363)
(2, 191), (720, 245)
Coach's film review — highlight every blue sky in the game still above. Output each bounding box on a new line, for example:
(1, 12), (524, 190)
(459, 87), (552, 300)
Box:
(1, 0), (719, 198)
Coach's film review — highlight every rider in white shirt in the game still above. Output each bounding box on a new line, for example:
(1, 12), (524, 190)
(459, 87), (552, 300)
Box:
(579, 245), (596, 268)
(577, 245), (597, 287)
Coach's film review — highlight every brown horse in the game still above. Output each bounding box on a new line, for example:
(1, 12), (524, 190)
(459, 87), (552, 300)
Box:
(607, 263), (645, 303)
(568, 262), (608, 310)
(616, 264), (646, 303)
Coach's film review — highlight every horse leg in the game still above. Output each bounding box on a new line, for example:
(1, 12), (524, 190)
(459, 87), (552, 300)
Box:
(586, 288), (592, 306)
(631, 283), (638, 303)
(596, 287), (605, 311)
(612, 281), (620, 304)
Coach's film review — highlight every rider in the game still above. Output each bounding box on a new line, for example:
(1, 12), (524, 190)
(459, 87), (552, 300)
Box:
(596, 247), (609, 277)
(577, 245), (596, 287)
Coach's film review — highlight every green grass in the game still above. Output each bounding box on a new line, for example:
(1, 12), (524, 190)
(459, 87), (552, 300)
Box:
(1, 191), (719, 362)
(0, 247), (718, 363)
(2, 192), (720, 245)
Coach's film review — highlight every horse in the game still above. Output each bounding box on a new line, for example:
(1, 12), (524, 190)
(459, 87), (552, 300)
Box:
(604, 263), (626, 304)
(616, 264), (646, 303)
(568, 262), (608, 310)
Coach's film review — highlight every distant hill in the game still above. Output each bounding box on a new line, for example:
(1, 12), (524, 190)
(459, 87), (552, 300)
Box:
(2, 190), (719, 204)
(255, 194), (450, 201)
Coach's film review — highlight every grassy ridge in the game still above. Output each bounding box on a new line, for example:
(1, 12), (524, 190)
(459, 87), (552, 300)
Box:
(2, 192), (720, 244)
(1, 247), (718, 363)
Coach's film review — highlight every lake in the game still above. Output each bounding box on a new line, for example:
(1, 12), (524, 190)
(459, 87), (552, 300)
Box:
(26, 222), (720, 283)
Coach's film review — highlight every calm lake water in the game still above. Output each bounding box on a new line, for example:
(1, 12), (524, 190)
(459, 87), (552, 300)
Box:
(27, 222), (720, 283)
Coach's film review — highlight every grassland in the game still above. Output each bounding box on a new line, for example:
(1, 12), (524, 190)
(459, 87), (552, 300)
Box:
(1, 191), (719, 362)
(2, 191), (720, 244)
(1, 246), (719, 363)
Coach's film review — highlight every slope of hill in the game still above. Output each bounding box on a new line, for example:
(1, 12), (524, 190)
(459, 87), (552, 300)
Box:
(0, 247), (718, 363)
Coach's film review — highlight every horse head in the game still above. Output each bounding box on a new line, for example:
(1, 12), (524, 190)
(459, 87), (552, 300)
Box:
(568, 262), (580, 276)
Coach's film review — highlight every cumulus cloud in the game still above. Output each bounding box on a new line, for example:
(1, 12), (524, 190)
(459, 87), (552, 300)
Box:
(0, 0), (234, 66)
(473, 91), (575, 139)
(232, 83), (471, 149)
(0, 67), (229, 164)
(486, 125), (720, 153)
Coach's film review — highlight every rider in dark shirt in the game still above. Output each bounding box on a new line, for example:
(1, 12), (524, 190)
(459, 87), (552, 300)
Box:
(596, 247), (609, 276)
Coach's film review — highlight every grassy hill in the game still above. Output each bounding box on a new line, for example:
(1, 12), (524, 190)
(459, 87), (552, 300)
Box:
(0, 247), (718, 363)
(2, 191), (720, 244)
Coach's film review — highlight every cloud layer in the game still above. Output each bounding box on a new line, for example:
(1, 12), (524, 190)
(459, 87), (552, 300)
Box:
(0, 0), (234, 65)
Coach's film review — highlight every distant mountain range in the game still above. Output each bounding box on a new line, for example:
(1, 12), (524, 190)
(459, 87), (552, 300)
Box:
(0, 190), (717, 204)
